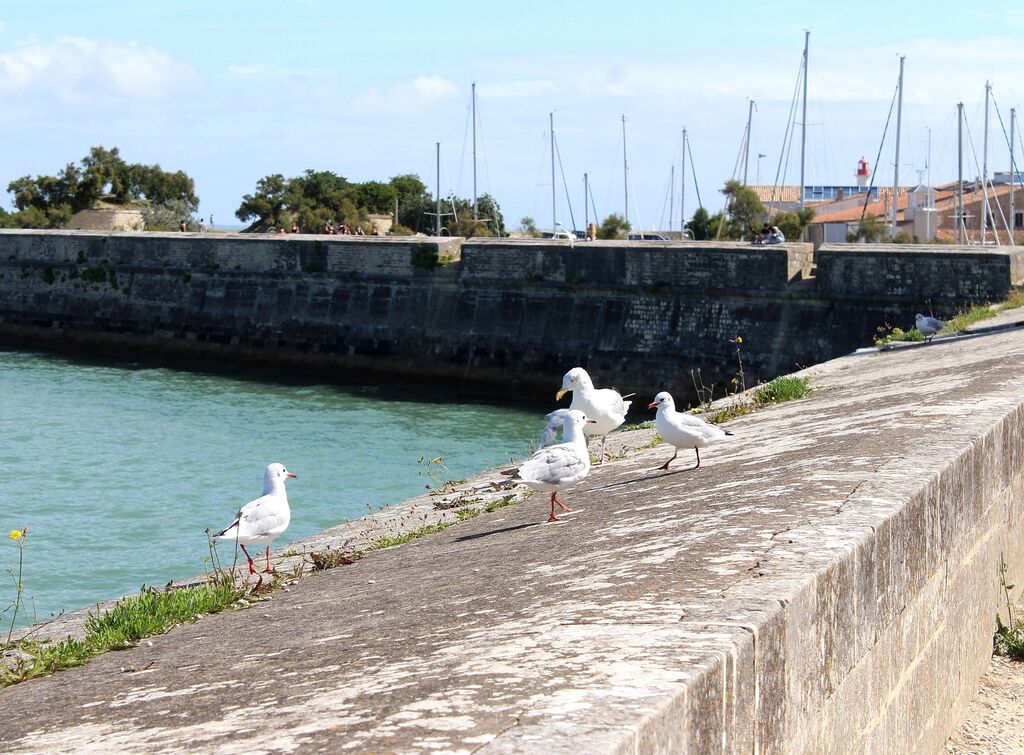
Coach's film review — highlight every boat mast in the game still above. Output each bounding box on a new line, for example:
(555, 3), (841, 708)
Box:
(1011, 107), (1017, 246)
(981, 81), (991, 245)
(958, 101), (965, 245)
(799, 31), (809, 212)
(622, 114), (629, 227)
(669, 164), (675, 233)
(584, 172), (590, 232)
(472, 82), (478, 221)
(435, 142), (441, 236)
(743, 99), (755, 185)
(680, 128), (687, 233)
(891, 55), (904, 237)
(550, 112), (557, 232)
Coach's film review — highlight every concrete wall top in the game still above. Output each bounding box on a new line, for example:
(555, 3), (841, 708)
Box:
(461, 239), (814, 292)
(0, 229), (462, 279)
(816, 242), (1024, 301)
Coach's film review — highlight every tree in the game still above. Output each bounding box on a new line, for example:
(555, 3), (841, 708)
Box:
(721, 180), (766, 239)
(687, 207), (725, 240)
(773, 208), (815, 242)
(5, 146), (199, 229)
(847, 213), (887, 243)
(142, 198), (198, 232)
(520, 216), (540, 237)
(236, 174), (288, 228)
(597, 213), (631, 239)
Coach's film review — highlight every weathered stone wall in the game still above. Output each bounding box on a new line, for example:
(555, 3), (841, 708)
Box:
(0, 231), (1019, 402)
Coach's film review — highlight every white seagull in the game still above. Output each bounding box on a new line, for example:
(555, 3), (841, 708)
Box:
(648, 392), (732, 470)
(510, 409), (595, 522)
(555, 367), (632, 462)
(214, 463), (297, 574)
(915, 313), (946, 342)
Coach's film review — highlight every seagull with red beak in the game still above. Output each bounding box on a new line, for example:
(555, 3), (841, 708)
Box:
(648, 392), (732, 470)
(509, 409), (596, 522)
(214, 463), (297, 574)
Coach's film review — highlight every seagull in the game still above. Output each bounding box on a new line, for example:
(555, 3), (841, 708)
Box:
(915, 313), (946, 342)
(508, 409), (595, 522)
(648, 392), (732, 470)
(214, 463), (297, 575)
(555, 367), (632, 462)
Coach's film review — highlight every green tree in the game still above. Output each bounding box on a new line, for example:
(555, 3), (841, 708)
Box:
(687, 207), (725, 240)
(847, 213), (887, 243)
(597, 213), (631, 240)
(773, 208), (815, 242)
(520, 216), (540, 237)
(721, 180), (766, 239)
(236, 174), (288, 228)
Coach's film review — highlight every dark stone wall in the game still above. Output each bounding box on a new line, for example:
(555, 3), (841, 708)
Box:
(0, 231), (1019, 403)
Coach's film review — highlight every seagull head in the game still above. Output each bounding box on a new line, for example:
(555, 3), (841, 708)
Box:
(915, 313), (924, 322)
(556, 367), (592, 400)
(264, 463), (297, 493)
(647, 391), (674, 411)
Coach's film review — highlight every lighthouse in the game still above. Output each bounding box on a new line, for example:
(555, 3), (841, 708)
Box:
(856, 157), (871, 187)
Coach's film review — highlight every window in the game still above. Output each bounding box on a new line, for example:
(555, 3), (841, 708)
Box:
(1015, 212), (1023, 229)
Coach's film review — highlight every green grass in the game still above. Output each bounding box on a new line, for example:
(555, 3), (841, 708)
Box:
(1, 578), (247, 689)
(710, 376), (811, 424)
(874, 326), (925, 346)
(372, 522), (453, 549)
(875, 289), (1024, 346)
(623, 420), (654, 431)
(995, 616), (1024, 661)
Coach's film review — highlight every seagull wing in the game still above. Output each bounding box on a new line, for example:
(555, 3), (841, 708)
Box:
(215, 494), (287, 540)
(518, 443), (589, 486)
(540, 408), (573, 447)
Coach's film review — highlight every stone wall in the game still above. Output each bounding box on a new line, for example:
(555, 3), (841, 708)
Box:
(0, 231), (1019, 402)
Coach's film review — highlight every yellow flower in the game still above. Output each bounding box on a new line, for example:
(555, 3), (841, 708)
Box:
(736, 336), (744, 344)
(9, 529), (22, 540)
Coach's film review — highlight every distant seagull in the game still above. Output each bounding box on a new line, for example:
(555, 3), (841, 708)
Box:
(508, 409), (595, 522)
(915, 313), (946, 342)
(214, 463), (297, 574)
(648, 392), (732, 470)
(556, 367), (632, 462)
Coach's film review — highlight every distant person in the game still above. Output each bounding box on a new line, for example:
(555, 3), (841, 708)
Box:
(179, 219), (188, 232)
(198, 219), (206, 233)
(768, 225), (785, 244)
(278, 227), (286, 235)
(586, 222), (597, 241)
(291, 221), (300, 234)
(754, 223), (771, 245)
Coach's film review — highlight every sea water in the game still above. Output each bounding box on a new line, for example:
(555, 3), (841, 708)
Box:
(0, 350), (542, 625)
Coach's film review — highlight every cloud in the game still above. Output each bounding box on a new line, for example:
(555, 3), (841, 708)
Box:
(353, 75), (459, 114)
(0, 36), (198, 102)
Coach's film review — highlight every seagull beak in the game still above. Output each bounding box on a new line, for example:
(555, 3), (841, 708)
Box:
(286, 472), (298, 478)
(647, 402), (657, 410)
(555, 389), (567, 400)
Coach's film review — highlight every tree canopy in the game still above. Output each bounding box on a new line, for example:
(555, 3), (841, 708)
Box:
(720, 180), (766, 239)
(237, 171), (505, 236)
(3, 146), (198, 229)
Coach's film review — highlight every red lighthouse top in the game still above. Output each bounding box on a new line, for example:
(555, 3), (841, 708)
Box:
(856, 157), (871, 176)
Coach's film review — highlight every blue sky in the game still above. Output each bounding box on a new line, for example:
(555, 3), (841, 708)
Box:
(1, 2), (1023, 231)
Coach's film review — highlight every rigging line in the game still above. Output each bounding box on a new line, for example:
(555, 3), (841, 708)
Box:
(686, 135), (703, 212)
(731, 122), (747, 182)
(771, 56), (803, 210)
(658, 165), (674, 231)
(963, 112), (1001, 244)
(859, 78), (900, 223)
(553, 134), (577, 232)
(590, 181), (601, 226)
(440, 153), (459, 233)
(456, 97), (471, 197)
(984, 94), (1014, 239)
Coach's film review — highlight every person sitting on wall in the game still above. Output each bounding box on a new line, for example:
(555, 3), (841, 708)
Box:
(291, 221), (300, 234)
(753, 223), (771, 245)
(766, 226), (786, 244)
(179, 219), (188, 232)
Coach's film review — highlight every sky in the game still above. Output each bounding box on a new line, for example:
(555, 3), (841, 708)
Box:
(1, 1), (1023, 232)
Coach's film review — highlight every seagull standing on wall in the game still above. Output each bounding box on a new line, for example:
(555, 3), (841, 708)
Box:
(555, 367), (632, 462)
(509, 409), (595, 522)
(648, 392), (732, 470)
(214, 463), (297, 574)
(915, 314), (946, 342)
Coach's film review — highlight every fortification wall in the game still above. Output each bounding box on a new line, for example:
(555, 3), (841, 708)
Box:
(0, 231), (1019, 401)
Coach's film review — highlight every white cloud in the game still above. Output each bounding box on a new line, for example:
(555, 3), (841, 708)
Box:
(353, 75), (459, 114)
(0, 36), (198, 102)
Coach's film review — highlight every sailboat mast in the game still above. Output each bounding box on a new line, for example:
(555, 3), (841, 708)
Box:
(1011, 107), (1017, 246)
(891, 55), (905, 237)
(743, 99), (754, 185)
(472, 82), (478, 221)
(669, 164), (675, 232)
(550, 112), (557, 232)
(799, 30), (809, 212)
(958, 101), (965, 245)
(584, 172), (589, 231)
(435, 142), (441, 236)
(680, 128), (687, 233)
(622, 115), (629, 227)
(981, 81), (991, 244)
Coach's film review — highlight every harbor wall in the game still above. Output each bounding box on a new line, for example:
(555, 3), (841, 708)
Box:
(0, 231), (1020, 400)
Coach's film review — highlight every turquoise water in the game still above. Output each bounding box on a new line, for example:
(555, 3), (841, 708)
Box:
(0, 350), (542, 626)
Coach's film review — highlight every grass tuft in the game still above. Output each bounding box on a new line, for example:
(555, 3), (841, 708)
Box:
(754, 376), (811, 404)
